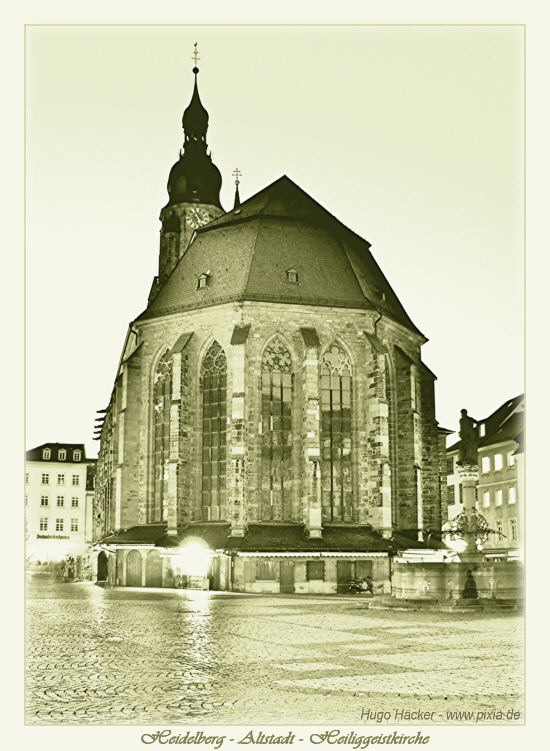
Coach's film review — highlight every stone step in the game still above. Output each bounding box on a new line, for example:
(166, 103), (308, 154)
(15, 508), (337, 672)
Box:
(365, 596), (523, 612)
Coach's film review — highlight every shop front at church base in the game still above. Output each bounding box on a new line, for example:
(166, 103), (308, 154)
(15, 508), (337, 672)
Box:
(94, 522), (442, 594)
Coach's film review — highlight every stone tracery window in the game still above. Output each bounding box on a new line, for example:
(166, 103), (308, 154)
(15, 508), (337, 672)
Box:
(261, 337), (293, 520)
(151, 350), (172, 522)
(201, 342), (227, 520)
(320, 343), (353, 521)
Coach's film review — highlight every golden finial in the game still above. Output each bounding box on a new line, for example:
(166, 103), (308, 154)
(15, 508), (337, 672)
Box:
(232, 167), (242, 186)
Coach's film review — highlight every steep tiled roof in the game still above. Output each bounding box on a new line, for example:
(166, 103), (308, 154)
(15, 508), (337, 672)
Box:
(26, 443), (94, 463)
(447, 394), (524, 452)
(138, 176), (423, 338)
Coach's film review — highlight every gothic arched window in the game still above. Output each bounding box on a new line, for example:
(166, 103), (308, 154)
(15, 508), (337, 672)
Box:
(201, 342), (227, 520)
(320, 344), (353, 521)
(261, 337), (293, 520)
(152, 351), (172, 522)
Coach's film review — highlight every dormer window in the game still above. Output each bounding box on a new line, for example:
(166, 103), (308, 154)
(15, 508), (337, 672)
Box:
(286, 268), (299, 284)
(73, 450), (81, 461)
(42, 448), (51, 460)
(197, 273), (209, 290)
(59, 449), (66, 461)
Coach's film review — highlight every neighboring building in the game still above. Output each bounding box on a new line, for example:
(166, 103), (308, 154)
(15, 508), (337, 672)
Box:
(93, 63), (447, 592)
(26, 443), (97, 562)
(446, 395), (524, 560)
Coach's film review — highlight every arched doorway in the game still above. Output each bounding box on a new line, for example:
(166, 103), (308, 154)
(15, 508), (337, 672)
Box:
(126, 550), (143, 586)
(97, 551), (108, 582)
(145, 550), (163, 587)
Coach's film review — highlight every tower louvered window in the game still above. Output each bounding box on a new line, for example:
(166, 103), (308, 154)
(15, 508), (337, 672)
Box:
(261, 337), (293, 520)
(320, 344), (353, 521)
(201, 342), (227, 520)
(152, 351), (172, 522)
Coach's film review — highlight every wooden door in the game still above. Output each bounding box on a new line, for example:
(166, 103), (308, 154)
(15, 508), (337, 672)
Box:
(280, 560), (295, 593)
(126, 550), (143, 586)
(354, 560), (373, 580)
(337, 560), (353, 593)
(145, 550), (163, 587)
(97, 551), (108, 582)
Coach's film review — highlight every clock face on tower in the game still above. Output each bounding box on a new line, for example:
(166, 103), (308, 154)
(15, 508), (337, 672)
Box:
(187, 207), (210, 229)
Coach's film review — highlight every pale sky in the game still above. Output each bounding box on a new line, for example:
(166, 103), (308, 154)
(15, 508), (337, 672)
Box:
(25, 25), (524, 457)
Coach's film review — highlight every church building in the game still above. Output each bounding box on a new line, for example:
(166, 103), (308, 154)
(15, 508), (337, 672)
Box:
(93, 61), (447, 593)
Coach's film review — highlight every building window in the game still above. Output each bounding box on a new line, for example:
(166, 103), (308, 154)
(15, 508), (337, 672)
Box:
(483, 491), (490, 508)
(320, 344), (353, 522)
(56, 496), (64, 507)
(152, 350), (173, 523)
(197, 273), (209, 289)
(286, 268), (299, 283)
(57, 474), (65, 485)
(40, 495), (48, 507)
(446, 457), (454, 475)
(479, 423), (486, 437)
(496, 520), (503, 537)
(201, 342), (227, 521)
(55, 518), (64, 532)
(73, 450), (81, 461)
(495, 489), (503, 506)
(494, 453), (503, 471)
(260, 337), (293, 520)
(481, 456), (490, 474)
(72, 475), (80, 486)
(25, 472), (29, 484)
(42, 448), (51, 460)
(41, 473), (49, 485)
(70, 518), (79, 532)
(507, 452), (515, 467)
(307, 560), (325, 581)
(447, 485), (455, 505)
(410, 367), (418, 412)
(71, 497), (79, 508)
(508, 486), (516, 504)
(509, 518), (518, 542)
(39, 518), (48, 531)
(256, 559), (278, 580)
(59, 449), (66, 461)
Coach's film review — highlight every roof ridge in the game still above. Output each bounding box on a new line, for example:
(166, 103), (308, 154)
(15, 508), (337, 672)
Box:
(242, 217), (262, 299)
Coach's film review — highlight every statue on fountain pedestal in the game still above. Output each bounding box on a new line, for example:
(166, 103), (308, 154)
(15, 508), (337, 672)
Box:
(458, 408), (479, 466)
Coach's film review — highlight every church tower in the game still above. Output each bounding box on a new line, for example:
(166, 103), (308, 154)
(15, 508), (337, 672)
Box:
(153, 57), (224, 293)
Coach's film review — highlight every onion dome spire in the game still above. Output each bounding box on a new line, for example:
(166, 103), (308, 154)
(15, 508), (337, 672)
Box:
(165, 44), (223, 209)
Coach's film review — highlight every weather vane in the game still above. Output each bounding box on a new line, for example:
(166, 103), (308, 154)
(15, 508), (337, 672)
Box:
(232, 167), (242, 186)
(192, 43), (200, 67)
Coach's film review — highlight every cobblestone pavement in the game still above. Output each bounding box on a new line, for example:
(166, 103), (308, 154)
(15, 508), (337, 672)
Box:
(25, 574), (524, 726)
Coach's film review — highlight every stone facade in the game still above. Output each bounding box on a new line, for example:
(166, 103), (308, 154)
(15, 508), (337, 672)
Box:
(95, 302), (443, 537)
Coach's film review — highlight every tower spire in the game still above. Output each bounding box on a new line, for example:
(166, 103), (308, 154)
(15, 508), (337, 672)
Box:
(165, 44), (223, 209)
(182, 46), (209, 148)
(232, 168), (242, 209)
